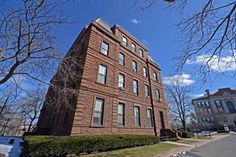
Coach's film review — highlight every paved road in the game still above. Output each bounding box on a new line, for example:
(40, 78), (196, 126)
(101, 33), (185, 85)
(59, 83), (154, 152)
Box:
(182, 134), (236, 157)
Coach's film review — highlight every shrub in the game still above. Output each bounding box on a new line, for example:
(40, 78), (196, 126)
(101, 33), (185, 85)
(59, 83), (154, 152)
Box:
(22, 135), (160, 157)
(217, 130), (230, 133)
(181, 131), (194, 138)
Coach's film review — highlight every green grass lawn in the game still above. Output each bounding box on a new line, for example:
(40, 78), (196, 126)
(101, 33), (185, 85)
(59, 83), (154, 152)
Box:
(175, 139), (199, 144)
(85, 143), (180, 157)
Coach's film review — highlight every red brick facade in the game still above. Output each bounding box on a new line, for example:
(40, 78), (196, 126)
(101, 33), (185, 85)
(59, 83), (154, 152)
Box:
(36, 18), (169, 136)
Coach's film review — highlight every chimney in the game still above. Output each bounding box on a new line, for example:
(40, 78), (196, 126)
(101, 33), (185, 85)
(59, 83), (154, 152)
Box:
(205, 89), (210, 96)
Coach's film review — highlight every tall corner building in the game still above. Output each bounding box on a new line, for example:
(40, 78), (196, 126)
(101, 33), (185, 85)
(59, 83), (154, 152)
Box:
(36, 18), (169, 136)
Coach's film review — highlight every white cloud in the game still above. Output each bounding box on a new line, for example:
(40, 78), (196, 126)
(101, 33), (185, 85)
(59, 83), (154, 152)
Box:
(163, 74), (195, 87)
(130, 18), (141, 24)
(193, 94), (204, 98)
(188, 50), (236, 72)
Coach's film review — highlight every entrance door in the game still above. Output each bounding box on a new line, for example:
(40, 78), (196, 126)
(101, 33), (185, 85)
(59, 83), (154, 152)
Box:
(159, 111), (165, 129)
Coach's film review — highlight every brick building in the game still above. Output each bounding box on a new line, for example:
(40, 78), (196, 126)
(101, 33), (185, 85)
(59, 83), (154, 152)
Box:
(36, 18), (169, 136)
(192, 88), (236, 131)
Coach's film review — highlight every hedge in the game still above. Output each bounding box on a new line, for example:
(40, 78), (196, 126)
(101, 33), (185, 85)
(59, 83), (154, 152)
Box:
(181, 131), (194, 138)
(22, 135), (160, 157)
(217, 130), (230, 133)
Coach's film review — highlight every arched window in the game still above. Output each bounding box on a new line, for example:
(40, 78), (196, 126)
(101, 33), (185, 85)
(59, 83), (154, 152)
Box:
(226, 101), (236, 113)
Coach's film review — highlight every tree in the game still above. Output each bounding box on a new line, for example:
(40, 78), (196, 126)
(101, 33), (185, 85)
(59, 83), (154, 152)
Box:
(18, 87), (45, 132)
(175, 1), (236, 80)
(0, 0), (72, 87)
(127, 0), (235, 80)
(165, 77), (192, 131)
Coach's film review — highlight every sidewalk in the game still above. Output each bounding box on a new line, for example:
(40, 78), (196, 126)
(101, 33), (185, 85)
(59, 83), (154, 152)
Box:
(156, 134), (230, 157)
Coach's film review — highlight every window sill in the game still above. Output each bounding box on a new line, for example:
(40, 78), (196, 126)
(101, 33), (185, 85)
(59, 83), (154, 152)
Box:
(90, 125), (104, 128)
(117, 125), (125, 128)
(119, 87), (125, 91)
(100, 52), (109, 57)
(95, 81), (108, 87)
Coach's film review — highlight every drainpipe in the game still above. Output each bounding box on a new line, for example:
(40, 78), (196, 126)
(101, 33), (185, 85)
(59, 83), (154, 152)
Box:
(146, 59), (158, 136)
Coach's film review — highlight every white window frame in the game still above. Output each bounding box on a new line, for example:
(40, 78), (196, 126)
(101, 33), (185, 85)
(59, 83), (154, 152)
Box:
(101, 42), (109, 56)
(93, 98), (105, 126)
(97, 64), (107, 84)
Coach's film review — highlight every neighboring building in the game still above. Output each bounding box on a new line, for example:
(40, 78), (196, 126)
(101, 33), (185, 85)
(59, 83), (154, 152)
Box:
(192, 88), (236, 131)
(36, 18), (169, 136)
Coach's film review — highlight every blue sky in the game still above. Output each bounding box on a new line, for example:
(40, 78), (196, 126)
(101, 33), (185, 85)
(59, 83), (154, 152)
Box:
(52, 0), (235, 97)
(8, 0), (234, 97)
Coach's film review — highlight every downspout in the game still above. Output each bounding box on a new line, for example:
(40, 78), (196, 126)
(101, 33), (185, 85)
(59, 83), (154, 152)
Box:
(146, 59), (158, 136)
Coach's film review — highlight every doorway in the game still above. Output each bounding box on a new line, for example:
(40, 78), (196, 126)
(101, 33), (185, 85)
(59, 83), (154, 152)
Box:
(159, 111), (165, 129)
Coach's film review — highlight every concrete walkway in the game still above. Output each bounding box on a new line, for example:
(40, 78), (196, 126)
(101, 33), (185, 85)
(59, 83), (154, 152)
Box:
(181, 134), (236, 157)
(156, 134), (230, 157)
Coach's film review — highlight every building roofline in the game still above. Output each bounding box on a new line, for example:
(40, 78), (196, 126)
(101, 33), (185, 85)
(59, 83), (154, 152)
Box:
(113, 24), (148, 51)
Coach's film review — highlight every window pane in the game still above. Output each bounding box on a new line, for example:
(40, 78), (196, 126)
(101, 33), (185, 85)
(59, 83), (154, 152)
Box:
(131, 43), (136, 52)
(118, 103), (125, 126)
(139, 49), (143, 57)
(98, 65), (107, 84)
(156, 89), (160, 99)
(119, 53), (125, 65)
(118, 104), (124, 114)
(134, 107), (140, 127)
(99, 65), (106, 74)
(143, 67), (147, 77)
(95, 99), (103, 111)
(133, 80), (138, 95)
(153, 73), (158, 82)
(147, 109), (153, 127)
(132, 61), (137, 72)
(119, 74), (125, 88)
(101, 42), (108, 55)
(145, 85), (150, 96)
(93, 99), (104, 125)
(122, 37), (127, 45)
(226, 101), (236, 113)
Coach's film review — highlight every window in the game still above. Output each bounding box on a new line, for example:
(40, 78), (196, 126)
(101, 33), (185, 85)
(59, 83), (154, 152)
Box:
(119, 53), (125, 65)
(118, 73), (125, 88)
(101, 42), (109, 56)
(132, 60), (137, 72)
(145, 84), (150, 97)
(207, 108), (212, 113)
(147, 108), (154, 127)
(133, 80), (138, 95)
(215, 100), (224, 112)
(197, 102), (201, 107)
(131, 43), (136, 53)
(156, 89), (160, 100)
(93, 98), (104, 125)
(226, 101), (236, 113)
(153, 72), (158, 82)
(122, 37), (128, 46)
(97, 64), (107, 84)
(118, 103), (125, 126)
(139, 49), (144, 57)
(205, 101), (210, 107)
(143, 67), (148, 77)
(134, 106), (141, 127)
